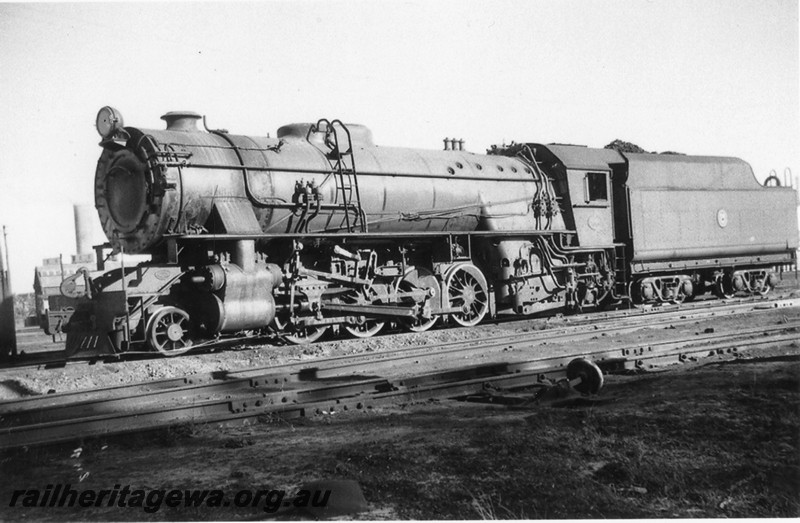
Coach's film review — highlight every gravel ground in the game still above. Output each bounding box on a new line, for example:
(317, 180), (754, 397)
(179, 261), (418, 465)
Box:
(0, 319), (528, 399)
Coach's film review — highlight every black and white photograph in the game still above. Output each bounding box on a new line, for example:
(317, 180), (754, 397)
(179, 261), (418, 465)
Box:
(1, 0), (798, 519)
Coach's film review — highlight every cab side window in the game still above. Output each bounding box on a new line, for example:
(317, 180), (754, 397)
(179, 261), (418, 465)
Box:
(586, 172), (608, 202)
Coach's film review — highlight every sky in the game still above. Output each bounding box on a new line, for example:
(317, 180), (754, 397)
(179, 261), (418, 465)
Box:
(0, 0), (798, 293)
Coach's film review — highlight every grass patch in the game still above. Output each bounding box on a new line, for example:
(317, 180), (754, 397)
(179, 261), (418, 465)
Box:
(329, 361), (800, 518)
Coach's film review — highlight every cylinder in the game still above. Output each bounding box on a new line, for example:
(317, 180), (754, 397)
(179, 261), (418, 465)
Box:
(73, 204), (94, 255)
(205, 266), (275, 332)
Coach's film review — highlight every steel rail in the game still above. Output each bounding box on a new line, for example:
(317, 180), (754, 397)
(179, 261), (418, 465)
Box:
(6, 319), (797, 427)
(2, 298), (797, 417)
(3, 332), (796, 450)
(1, 291), (795, 374)
(3, 296), (797, 415)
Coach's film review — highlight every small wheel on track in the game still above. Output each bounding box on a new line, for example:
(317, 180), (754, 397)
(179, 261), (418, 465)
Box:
(445, 263), (489, 327)
(147, 306), (194, 356)
(566, 358), (604, 395)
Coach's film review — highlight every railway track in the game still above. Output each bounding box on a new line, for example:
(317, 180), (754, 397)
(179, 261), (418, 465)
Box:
(2, 290), (798, 374)
(4, 296), (799, 410)
(1, 301), (798, 451)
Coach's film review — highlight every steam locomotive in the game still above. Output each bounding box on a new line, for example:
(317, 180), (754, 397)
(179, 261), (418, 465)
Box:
(61, 107), (798, 356)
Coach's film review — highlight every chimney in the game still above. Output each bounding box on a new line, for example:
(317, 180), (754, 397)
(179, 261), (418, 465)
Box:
(0, 225), (15, 358)
(74, 204), (94, 256)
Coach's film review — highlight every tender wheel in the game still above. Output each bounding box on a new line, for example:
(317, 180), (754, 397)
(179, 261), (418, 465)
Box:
(396, 267), (440, 332)
(671, 282), (689, 304)
(713, 274), (735, 299)
(754, 272), (776, 297)
(445, 263), (489, 327)
(627, 281), (644, 308)
(344, 287), (385, 338)
(754, 282), (771, 297)
(147, 306), (193, 356)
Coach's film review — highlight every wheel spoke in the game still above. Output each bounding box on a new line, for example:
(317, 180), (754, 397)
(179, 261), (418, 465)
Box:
(447, 264), (488, 327)
(147, 306), (193, 356)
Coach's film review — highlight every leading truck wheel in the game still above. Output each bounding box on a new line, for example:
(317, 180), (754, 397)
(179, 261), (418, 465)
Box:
(147, 306), (194, 356)
(445, 263), (489, 327)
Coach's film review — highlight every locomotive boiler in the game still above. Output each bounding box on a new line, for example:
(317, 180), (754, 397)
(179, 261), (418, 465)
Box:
(60, 107), (798, 356)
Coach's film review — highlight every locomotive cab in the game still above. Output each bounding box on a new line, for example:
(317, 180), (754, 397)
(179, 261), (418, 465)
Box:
(528, 144), (623, 249)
